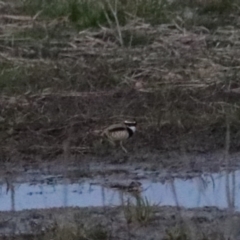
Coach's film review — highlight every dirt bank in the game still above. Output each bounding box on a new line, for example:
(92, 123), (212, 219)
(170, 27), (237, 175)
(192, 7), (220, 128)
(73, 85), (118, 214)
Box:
(0, 206), (239, 239)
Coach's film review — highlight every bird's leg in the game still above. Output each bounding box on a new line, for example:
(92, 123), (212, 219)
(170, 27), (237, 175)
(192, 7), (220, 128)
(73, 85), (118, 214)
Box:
(120, 141), (128, 153)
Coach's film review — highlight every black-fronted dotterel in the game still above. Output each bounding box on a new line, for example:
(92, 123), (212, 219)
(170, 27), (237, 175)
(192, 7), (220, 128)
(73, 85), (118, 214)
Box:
(101, 120), (137, 153)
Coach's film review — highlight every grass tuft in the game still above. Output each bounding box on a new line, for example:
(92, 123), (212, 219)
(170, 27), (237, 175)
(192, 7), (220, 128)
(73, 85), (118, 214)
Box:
(123, 196), (154, 224)
(197, 0), (234, 14)
(18, 0), (240, 31)
(20, 0), (124, 29)
(39, 224), (109, 240)
(165, 226), (190, 240)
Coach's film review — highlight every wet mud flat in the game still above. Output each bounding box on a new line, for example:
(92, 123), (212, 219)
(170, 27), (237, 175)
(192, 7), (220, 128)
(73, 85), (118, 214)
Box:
(5, 150), (240, 176)
(1, 152), (240, 239)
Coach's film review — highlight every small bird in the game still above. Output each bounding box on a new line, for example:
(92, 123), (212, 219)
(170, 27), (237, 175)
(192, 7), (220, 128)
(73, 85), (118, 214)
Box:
(101, 120), (137, 153)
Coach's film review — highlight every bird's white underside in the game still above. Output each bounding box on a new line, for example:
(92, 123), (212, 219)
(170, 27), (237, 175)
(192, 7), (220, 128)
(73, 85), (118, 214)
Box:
(128, 126), (136, 132)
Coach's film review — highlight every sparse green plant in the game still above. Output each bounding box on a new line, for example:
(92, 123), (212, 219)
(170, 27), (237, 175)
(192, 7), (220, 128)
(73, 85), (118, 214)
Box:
(123, 195), (154, 224)
(39, 223), (109, 240)
(169, 0), (239, 30)
(0, 62), (58, 94)
(127, 0), (171, 24)
(170, 0), (235, 11)
(19, 0), (174, 29)
(0, 62), (29, 94)
(196, 0), (234, 14)
(20, 0), (124, 29)
(85, 224), (109, 240)
(15, 0), (240, 38)
(164, 227), (190, 240)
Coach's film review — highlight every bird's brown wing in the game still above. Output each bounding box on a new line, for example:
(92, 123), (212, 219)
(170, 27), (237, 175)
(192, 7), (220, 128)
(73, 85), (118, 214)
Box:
(105, 123), (125, 131)
(101, 123), (125, 136)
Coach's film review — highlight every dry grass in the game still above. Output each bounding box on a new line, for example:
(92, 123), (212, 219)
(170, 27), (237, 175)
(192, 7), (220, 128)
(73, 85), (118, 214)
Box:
(0, 0), (240, 159)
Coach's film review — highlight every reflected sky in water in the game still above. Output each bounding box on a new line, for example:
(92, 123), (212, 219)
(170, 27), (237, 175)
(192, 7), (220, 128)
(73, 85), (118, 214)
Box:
(0, 170), (238, 211)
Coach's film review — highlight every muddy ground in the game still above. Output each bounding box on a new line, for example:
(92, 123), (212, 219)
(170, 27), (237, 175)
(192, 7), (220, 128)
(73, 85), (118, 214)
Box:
(1, 205), (240, 240)
(1, 0), (240, 162)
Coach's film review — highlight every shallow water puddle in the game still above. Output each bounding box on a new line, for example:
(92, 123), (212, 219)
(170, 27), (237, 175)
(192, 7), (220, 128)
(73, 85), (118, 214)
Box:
(0, 170), (239, 211)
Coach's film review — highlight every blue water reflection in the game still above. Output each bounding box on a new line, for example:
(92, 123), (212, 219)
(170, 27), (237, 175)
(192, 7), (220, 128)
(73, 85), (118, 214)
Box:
(0, 170), (238, 211)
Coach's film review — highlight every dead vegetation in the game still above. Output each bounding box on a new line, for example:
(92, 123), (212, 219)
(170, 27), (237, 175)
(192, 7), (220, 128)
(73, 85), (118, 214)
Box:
(1, 0), (240, 159)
